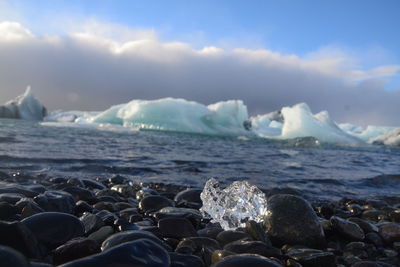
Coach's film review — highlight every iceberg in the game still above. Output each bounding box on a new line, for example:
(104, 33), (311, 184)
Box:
(200, 178), (268, 230)
(0, 87), (47, 120)
(87, 98), (249, 135)
(372, 128), (400, 146)
(42, 95), (399, 146)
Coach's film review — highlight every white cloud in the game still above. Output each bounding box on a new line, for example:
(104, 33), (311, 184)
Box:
(0, 21), (399, 126)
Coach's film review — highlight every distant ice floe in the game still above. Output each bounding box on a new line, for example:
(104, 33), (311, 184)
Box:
(0, 87), (47, 120)
(1, 88), (398, 146)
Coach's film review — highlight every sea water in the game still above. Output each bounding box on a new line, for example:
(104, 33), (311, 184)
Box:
(0, 118), (399, 201)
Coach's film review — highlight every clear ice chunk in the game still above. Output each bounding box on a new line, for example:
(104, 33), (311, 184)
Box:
(200, 178), (268, 230)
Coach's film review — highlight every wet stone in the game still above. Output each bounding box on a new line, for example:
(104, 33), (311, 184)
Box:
(348, 217), (379, 233)
(21, 201), (45, 219)
(0, 221), (41, 258)
(0, 193), (24, 204)
(101, 230), (172, 252)
(75, 200), (93, 214)
(210, 253), (283, 267)
(114, 201), (133, 211)
(211, 250), (236, 264)
(53, 237), (100, 265)
(286, 248), (335, 267)
(93, 201), (116, 212)
(378, 223), (400, 243)
(95, 210), (118, 225)
(224, 240), (281, 258)
(0, 185), (39, 198)
(118, 207), (140, 220)
(170, 252), (205, 267)
(264, 194), (326, 248)
(34, 190), (75, 214)
(330, 216), (365, 241)
(22, 212), (85, 249)
(108, 174), (127, 184)
(0, 246), (30, 267)
(111, 184), (137, 198)
(365, 232), (384, 247)
(216, 230), (251, 247)
(87, 225), (114, 243)
(197, 227), (224, 239)
(60, 239), (170, 267)
(136, 188), (159, 201)
(362, 210), (387, 222)
(174, 188), (202, 204)
(79, 212), (105, 234)
(159, 217), (197, 238)
(139, 195), (175, 212)
(62, 186), (97, 203)
(351, 261), (388, 267)
(0, 201), (17, 220)
(114, 218), (139, 231)
(81, 179), (106, 190)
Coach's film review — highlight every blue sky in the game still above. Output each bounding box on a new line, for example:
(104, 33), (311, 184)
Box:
(0, 0), (399, 125)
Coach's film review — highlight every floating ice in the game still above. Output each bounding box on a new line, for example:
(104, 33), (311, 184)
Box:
(0, 87), (47, 120)
(200, 178), (268, 230)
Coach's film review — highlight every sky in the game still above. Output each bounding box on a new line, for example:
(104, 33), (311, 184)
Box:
(0, 0), (399, 126)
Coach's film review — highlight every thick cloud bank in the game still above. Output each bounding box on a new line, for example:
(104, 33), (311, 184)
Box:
(0, 21), (399, 126)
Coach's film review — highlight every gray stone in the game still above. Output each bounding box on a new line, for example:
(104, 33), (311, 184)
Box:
(21, 212), (84, 249)
(0, 246), (30, 267)
(331, 216), (365, 241)
(59, 239), (170, 267)
(264, 194), (325, 248)
(210, 253), (283, 267)
(101, 230), (171, 251)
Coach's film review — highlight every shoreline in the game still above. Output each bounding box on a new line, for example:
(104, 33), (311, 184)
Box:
(0, 172), (399, 266)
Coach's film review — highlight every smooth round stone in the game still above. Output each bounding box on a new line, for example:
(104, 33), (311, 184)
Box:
(169, 252), (205, 267)
(21, 201), (45, 219)
(348, 217), (379, 233)
(0, 221), (41, 258)
(79, 212), (105, 234)
(111, 184), (137, 198)
(210, 253), (283, 267)
(53, 238), (100, 265)
(224, 240), (281, 258)
(21, 212), (85, 249)
(264, 194), (326, 248)
(114, 218), (139, 231)
(60, 239), (170, 267)
(178, 237), (221, 252)
(379, 223), (400, 243)
(198, 227), (224, 239)
(81, 179), (106, 190)
(330, 216), (365, 241)
(93, 201), (116, 212)
(0, 246), (30, 267)
(75, 200), (94, 214)
(351, 261), (387, 267)
(0, 186), (38, 198)
(87, 226), (114, 243)
(119, 207), (140, 220)
(33, 191), (75, 214)
(101, 230), (171, 251)
(286, 248), (335, 267)
(108, 174), (127, 184)
(0, 201), (17, 220)
(0, 193), (24, 204)
(216, 230), (251, 247)
(62, 186), (97, 203)
(174, 189), (202, 204)
(139, 195), (174, 212)
(365, 232), (384, 247)
(211, 250), (236, 264)
(158, 217), (197, 238)
(95, 210), (118, 225)
(136, 188), (159, 201)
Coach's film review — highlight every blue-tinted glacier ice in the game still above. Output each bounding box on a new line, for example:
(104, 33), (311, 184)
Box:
(0, 87), (47, 120)
(43, 97), (399, 146)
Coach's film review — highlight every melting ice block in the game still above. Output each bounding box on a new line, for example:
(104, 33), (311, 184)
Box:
(200, 178), (268, 230)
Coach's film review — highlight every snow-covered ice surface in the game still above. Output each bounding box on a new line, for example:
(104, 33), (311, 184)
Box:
(200, 178), (268, 230)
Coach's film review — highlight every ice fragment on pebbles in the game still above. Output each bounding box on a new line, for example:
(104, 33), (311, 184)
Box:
(200, 178), (268, 230)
